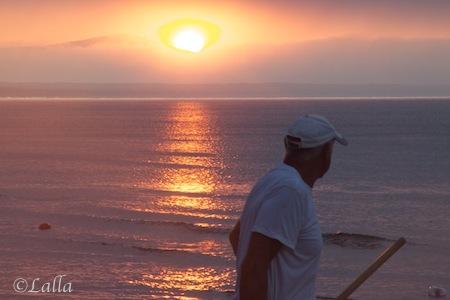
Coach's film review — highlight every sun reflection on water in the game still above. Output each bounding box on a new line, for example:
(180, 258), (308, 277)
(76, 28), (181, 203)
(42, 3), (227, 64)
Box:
(136, 101), (225, 212)
(162, 195), (218, 211)
(159, 167), (216, 194)
(128, 102), (235, 296)
(157, 102), (222, 195)
(163, 239), (229, 257)
(128, 267), (234, 296)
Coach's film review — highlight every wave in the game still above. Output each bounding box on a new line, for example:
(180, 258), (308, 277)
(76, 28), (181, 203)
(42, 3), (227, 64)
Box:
(153, 150), (217, 157)
(96, 241), (191, 256)
(131, 245), (192, 254)
(105, 216), (397, 249)
(138, 220), (230, 234)
(323, 232), (396, 249)
(144, 160), (221, 170)
(97, 241), (230, 261)
(132, 186), (247, 200)
(109, 232), (395, 259)
(94, 232), (400, 263)
(105, 217), (231, 234)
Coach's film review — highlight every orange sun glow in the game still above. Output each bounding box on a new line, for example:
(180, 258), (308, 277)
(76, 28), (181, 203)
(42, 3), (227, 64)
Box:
(159, 19), (221, 53)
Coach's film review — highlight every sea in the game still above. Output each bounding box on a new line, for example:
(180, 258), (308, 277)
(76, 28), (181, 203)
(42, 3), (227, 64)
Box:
(0, 99), (449, 299)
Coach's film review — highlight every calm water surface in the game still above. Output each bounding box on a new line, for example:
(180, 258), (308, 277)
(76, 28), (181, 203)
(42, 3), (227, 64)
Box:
(0, 99), (449, 299)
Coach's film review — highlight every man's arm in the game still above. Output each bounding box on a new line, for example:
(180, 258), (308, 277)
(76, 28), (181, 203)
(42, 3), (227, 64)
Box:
(229, 220), (240, 256)
(239, 232), (281, 300)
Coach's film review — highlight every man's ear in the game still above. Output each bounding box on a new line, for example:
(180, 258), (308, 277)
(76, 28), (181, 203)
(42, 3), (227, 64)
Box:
(322, 141), (334, 160)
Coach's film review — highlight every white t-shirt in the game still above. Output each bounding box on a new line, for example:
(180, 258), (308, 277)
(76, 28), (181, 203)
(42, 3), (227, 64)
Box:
(235, 162), (323, 300)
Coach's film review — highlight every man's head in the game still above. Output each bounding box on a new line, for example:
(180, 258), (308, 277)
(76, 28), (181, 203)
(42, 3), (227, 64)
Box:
(283, 114), (347, 184)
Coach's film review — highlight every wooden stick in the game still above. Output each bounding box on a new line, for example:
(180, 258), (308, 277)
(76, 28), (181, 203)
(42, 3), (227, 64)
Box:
(336, 237), (406, 300)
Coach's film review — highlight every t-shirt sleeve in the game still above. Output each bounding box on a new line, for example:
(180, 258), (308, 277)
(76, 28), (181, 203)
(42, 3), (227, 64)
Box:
(252, 186), (305, 250)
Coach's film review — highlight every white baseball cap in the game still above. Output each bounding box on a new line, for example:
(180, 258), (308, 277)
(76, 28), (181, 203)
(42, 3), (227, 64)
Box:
(286, 114), (348, 149)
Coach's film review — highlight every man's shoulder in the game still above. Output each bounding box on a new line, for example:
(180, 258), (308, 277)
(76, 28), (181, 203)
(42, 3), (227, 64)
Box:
(267, 164), (309, 194)
(250, 163), (310, 202)
(253, 179), (309, 209)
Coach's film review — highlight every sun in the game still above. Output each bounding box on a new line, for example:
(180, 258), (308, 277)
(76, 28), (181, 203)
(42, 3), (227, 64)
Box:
(172, 28), (206, 53)
(159, 19), (220, 54)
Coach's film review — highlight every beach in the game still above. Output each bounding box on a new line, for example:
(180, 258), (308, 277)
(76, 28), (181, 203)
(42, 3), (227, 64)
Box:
(0, 98), (449, 299)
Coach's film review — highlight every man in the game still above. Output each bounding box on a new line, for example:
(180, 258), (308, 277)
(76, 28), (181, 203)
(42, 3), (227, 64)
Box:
(229, 114), (347, 300)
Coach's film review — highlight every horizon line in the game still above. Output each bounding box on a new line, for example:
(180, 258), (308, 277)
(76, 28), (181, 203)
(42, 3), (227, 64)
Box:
(2, 82), (450, 86)
(2, 96), (450, 101)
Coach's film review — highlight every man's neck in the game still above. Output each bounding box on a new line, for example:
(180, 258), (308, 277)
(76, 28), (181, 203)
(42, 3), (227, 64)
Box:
(283, 159), (317, 188)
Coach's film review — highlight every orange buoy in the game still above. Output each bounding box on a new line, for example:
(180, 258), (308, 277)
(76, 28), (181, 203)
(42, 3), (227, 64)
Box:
(38, 223), (51, 230)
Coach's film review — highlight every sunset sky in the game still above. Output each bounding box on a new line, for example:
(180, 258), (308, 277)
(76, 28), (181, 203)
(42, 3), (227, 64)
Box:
(1, 0), (450, 84)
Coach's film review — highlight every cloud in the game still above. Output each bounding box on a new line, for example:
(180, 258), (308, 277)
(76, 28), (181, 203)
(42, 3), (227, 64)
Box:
(51, 34), (152, 49)
(1, 36), (449, 85)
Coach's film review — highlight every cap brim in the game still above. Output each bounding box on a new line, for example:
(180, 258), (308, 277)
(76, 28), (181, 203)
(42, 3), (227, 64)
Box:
(335, 132), (348, 146)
